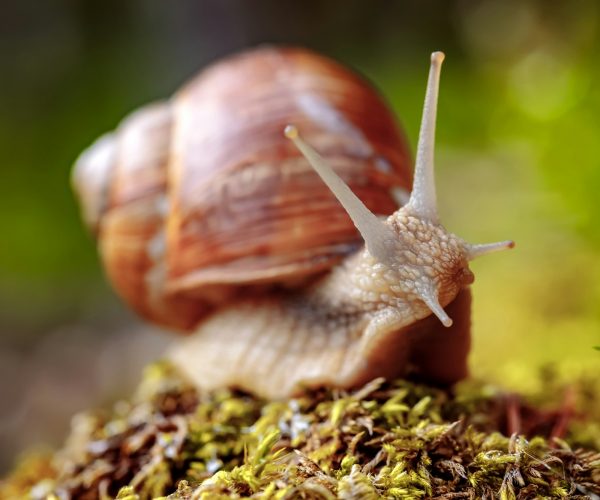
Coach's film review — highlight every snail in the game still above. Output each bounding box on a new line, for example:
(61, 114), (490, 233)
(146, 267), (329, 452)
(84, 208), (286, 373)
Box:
(73, 46), (513, 399)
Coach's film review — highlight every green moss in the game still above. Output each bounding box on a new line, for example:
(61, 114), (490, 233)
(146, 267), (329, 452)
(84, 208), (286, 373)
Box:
(2, 362), (599, 499)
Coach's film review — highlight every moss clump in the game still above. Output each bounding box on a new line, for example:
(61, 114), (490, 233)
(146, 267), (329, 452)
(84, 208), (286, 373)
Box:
(2, 362), (599, 499)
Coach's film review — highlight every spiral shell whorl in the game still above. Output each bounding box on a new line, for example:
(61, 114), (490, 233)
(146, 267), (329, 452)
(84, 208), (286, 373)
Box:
(73, 102), (211, 330)
(72, 133), (116, 235)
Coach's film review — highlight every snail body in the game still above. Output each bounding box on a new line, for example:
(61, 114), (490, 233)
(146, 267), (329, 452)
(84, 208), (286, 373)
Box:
(73, 47), (513, 398)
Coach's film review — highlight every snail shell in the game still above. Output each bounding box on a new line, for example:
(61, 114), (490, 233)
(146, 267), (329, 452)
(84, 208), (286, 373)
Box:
(73, 46), (412, 331)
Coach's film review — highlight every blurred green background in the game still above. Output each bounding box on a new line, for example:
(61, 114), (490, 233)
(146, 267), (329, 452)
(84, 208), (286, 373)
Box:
(1, 0), (599, 472)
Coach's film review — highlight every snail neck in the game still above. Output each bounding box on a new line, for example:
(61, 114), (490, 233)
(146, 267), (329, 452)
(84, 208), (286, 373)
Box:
(306, 208), (475, 330)
(305, 248), (428, 329)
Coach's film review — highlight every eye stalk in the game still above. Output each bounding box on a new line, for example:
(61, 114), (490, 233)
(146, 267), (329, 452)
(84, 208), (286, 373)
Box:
(284, 124), (398, 266)
(285, 52), (514, 327)
(405, 51), (445, 223)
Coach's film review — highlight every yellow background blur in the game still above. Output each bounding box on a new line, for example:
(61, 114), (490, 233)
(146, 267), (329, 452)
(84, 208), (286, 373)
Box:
(0, 0), (598, 471)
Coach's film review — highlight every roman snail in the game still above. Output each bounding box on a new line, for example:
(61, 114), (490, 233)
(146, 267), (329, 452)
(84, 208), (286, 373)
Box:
(72, 46), (513, 399)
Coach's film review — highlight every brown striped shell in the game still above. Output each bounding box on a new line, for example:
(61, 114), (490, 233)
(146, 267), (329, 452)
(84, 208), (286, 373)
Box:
(72, 46), (412, 331)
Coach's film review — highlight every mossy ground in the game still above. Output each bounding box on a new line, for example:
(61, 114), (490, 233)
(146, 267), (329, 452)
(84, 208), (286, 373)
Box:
(2, 363), (599, 499)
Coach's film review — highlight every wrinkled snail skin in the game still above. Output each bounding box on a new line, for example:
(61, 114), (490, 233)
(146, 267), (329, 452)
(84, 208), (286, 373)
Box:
(74, 47), (514, 399)
(170, 247), (474, 399)
(169, 198), (476, 398)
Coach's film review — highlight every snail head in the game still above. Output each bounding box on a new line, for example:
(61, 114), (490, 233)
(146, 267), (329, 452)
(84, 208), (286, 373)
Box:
(285, 52), (513, 327)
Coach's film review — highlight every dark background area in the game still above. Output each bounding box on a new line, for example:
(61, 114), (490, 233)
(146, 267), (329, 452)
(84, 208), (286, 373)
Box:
(1, 0), (599, 473)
